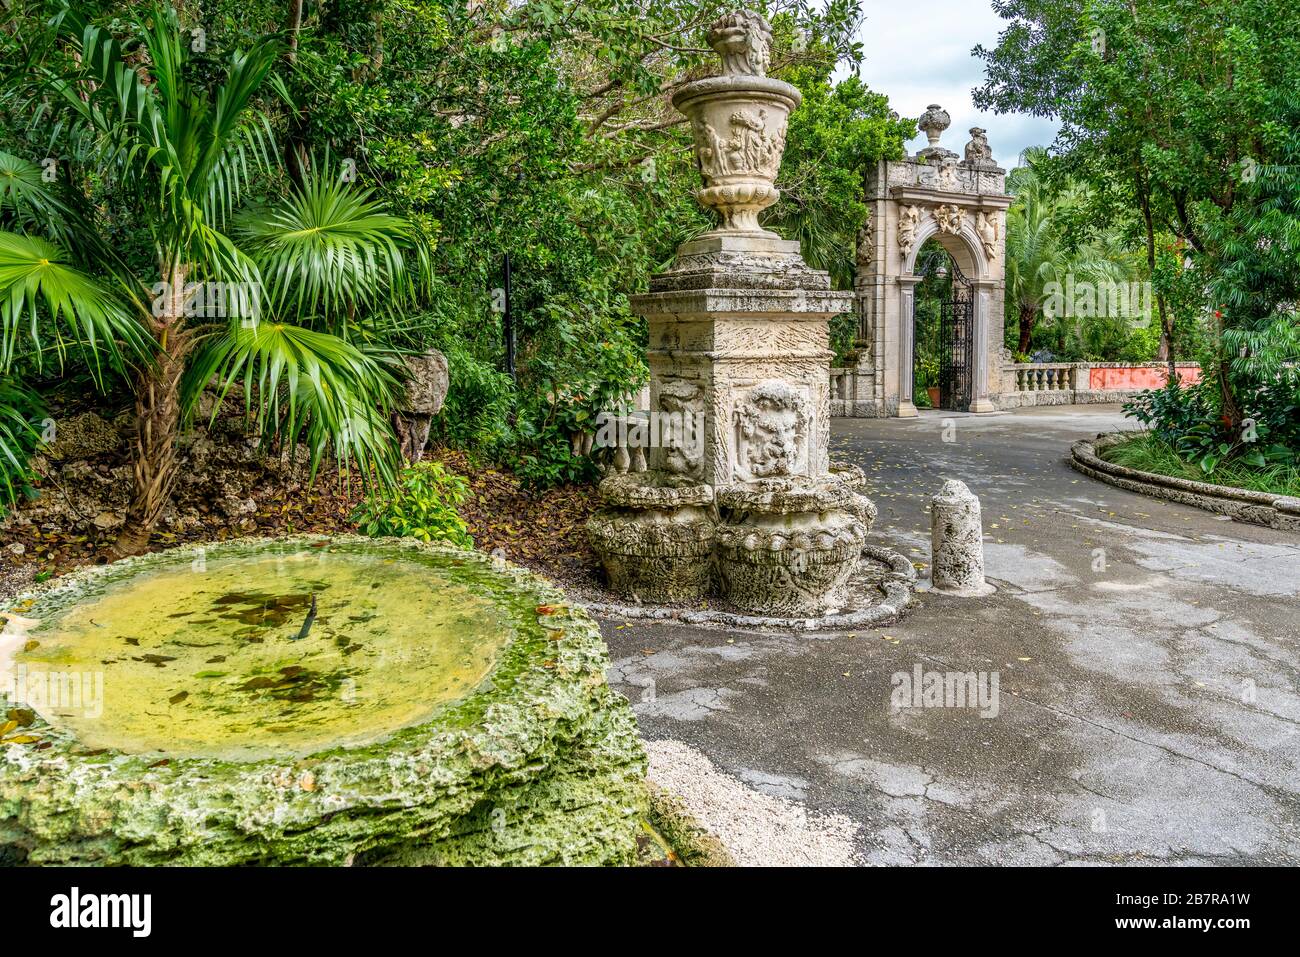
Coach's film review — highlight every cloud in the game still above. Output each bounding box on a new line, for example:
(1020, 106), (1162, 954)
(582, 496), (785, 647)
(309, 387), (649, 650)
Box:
(840, 0), (1061, 170)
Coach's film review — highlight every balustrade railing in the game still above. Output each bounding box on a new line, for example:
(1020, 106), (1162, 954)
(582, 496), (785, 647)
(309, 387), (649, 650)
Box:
(1012, 363), (1077, 393)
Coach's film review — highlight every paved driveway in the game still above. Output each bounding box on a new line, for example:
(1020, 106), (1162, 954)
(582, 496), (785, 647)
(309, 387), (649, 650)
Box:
(601, 406), (1300, 864)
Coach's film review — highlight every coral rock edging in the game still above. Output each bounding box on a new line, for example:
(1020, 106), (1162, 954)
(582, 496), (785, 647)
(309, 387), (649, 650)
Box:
(1069, 434), (1300, 533)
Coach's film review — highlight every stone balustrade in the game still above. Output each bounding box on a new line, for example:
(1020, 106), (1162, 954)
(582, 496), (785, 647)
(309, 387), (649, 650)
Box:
(828, 361), (1203, 415)
(1012, 363), (1077, 393)
(998, 361), (1201, 409)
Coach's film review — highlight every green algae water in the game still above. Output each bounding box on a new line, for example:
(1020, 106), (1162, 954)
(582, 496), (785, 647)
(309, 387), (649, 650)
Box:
(10, 545), (515, 761)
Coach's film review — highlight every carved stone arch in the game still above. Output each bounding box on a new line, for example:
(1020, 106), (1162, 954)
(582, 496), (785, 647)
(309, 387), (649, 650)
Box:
(845, 110), (1013, 418)
(901, 216), (989, 280)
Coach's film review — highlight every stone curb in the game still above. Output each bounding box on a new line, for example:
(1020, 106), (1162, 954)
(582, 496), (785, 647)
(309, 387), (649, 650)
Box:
(1069, 434), (1300, 533)
(578, 544), (916, 632)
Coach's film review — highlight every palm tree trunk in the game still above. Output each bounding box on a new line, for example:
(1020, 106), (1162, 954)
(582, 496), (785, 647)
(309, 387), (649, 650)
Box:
(114, 264), (191, 557)
(1218, 358), (1243, 433)
(1017, 304), (1035, 354)
(285, 0), (303, 62)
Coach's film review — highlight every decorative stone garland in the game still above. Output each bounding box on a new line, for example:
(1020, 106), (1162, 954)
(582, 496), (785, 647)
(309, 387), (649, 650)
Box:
(597, 472), (715, 509)
(579, 544), (916, 632)
(716, 477), (858, 514)
(1070, 434), (1300, 533)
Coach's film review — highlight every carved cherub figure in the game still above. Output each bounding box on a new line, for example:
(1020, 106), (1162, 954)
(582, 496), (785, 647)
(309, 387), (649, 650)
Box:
(898, 205), (921, 257)
(856, 217), (874, 266)
(934, 204), (966, 236)
(976, 210), (999, 259)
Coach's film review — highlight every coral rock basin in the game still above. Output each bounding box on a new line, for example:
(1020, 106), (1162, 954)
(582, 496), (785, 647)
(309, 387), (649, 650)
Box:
(0, 537), (645, 866)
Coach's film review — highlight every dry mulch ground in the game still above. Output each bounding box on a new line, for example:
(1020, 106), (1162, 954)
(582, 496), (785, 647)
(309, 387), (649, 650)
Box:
(1, 442), (600, 602)
(432, 449), (602, 591)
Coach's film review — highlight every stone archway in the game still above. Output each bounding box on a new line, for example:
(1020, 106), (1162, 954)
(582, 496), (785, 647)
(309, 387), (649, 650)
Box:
(912, 240), (977, 411)
(842, 106), (1013, 416)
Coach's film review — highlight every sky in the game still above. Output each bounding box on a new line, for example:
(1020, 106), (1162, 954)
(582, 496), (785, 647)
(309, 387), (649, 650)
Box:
(845, 0), (1060, 170)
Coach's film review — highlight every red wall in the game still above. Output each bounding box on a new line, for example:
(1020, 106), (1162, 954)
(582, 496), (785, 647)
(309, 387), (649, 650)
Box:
(1089, 365), (1202, 390)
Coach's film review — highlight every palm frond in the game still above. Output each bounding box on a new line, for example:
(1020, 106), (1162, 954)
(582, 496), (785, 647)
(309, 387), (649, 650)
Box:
(0, 377), (42, 512)
(0, 230), (150, 377)
(48, 4), (281, 270)
(183, 320), (401, 484)
(236, 169), (415, 331)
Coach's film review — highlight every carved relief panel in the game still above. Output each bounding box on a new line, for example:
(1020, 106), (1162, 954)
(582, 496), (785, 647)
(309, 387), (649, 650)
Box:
(732, 380), (811, 482)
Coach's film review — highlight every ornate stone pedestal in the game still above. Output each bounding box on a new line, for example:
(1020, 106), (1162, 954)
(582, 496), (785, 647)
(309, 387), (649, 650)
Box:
(586, 473), (715, 603)
(587, 11), (875, 617)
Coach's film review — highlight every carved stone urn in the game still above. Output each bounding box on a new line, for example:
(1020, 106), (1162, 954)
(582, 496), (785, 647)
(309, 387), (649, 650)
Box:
(672, 12), (799, 237)
(917, 103), (958, 162)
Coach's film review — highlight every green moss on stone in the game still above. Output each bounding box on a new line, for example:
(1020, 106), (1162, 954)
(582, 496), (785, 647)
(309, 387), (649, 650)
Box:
(0, 536), (647, 866)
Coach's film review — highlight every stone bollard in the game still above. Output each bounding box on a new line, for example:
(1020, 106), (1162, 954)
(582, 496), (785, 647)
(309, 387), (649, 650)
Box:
(930, 479), (995, 596)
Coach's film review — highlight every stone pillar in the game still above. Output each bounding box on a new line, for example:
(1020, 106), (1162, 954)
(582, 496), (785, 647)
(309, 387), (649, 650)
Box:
(969, 281), (996, 413)
(588, 10), (872, 617)
(896, 275), (922, 417)
(930, 479), (995, 596)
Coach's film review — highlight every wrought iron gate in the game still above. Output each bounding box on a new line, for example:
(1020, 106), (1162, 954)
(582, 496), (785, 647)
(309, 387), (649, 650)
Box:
(916, 253), (974, 411)
(939, 263), (973, 410)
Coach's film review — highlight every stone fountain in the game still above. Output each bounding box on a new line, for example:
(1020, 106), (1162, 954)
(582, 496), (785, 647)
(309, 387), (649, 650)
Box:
(0, 537), (646, 865)
(588, 11), (878, 617)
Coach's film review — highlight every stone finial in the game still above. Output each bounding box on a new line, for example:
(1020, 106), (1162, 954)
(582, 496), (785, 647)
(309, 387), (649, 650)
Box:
(707, 11), (773, 77)
(917, 104), (958, 162)
(918, 105), (950, 147)
(930, 479), (995, 596)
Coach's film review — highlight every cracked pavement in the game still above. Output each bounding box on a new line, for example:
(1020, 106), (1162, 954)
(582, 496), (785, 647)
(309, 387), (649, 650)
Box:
(600, 406), (1300, 865)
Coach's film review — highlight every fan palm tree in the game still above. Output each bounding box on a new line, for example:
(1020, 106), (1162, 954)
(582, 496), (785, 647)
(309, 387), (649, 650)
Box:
(0, 151), (150, 511)
(1004, 147), (1135, 355)
(1, 4), (418, 552)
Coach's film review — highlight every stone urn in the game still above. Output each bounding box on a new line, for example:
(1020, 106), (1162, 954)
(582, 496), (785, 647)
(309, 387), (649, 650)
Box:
(586, 472), (716, 603)
(714, 479), (866, 615)
(917, 104), (957, 161)
(671, 12), (799, 237)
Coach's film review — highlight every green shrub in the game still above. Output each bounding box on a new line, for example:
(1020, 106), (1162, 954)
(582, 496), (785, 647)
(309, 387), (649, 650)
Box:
(1103, 432), (1300, 498)
(1125, 376), (1299, 474)
(352, 462), (474, 548)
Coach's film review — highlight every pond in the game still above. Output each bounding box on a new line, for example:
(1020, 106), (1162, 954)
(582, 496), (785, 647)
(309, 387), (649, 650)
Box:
(10, 545), (512, 761)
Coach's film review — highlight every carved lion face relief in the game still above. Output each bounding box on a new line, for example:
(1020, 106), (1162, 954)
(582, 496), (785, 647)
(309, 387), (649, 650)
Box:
(734, 380), (810, 480)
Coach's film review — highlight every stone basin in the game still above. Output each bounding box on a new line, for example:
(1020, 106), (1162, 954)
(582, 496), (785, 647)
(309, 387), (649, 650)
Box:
(0, 536), (645, 866)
